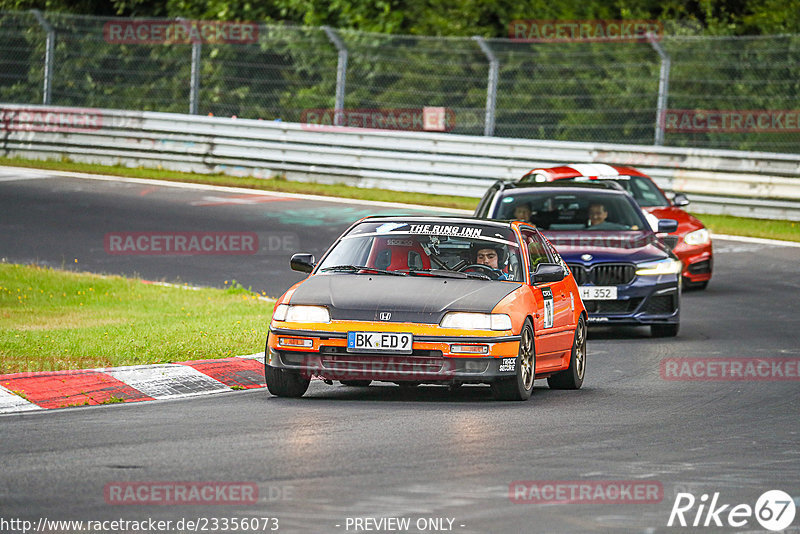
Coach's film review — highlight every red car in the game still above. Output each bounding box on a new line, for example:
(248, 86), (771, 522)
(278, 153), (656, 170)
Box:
(520, 164), (713, 290)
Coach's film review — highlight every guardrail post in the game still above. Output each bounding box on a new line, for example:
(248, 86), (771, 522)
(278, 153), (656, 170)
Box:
(323, 26), (348, 126)
(473, 36), (498, 137)
(648, 34), (671, 146)
(189, 41), (201, 115)
(30, 10), (54, 105)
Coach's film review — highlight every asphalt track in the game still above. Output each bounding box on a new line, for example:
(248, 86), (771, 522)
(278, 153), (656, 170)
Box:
(1, 168), (800, 533)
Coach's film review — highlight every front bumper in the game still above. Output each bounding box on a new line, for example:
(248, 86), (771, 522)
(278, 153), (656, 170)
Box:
(266, 325), (522, 384)
(674, 242), (713, 284)
(583, 276), (680, 326)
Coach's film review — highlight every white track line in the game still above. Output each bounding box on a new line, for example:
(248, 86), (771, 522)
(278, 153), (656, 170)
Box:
(712, 233), (800, 248)
(0, 165), (469, 213)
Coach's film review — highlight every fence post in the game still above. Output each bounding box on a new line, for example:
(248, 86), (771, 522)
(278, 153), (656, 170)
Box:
(189, 41), (201, 115)
(473, 36), (498, 137)
(323, 26), (348, 126)
(648, 34), (671, 146)
(30, 10), (54, 105)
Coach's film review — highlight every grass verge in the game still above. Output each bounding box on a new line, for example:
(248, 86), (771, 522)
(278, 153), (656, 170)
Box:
(691, 213), (799, 243)
(0, 263), (272, 374)
(1, 156), (797, 241)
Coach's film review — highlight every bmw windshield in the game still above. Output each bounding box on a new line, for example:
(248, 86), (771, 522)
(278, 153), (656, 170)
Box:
(317, 221), (524, 282)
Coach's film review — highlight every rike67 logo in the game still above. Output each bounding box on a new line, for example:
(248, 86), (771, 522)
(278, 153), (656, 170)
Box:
(668, 490), (796, 531)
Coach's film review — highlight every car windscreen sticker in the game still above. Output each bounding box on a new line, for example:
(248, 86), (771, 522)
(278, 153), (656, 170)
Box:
(343, 226), (519, 248)
(407, 224), (483, 238)
(541, 287), (554, 329)
(375, 222), (408, 234)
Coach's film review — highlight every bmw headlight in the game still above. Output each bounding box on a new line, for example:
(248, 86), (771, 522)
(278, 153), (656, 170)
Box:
(683, 228), (710, 246)
(272, 304), (330, 323)
(440, 312), (512, 331)
(636, 258), (682, 276)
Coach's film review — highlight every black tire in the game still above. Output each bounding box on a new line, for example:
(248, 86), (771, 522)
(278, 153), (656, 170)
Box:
(548, 315), (586, 390)
(340, 380), (372, 387)
(651, 323), (679, 337)
(491, 318), (535, 401)
(264, 364), (310, 398)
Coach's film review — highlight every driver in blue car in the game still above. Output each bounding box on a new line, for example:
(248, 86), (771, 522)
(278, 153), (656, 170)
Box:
(474, 245), (509, 280)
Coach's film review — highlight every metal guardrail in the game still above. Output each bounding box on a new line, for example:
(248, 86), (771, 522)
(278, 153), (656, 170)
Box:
(2, 104), (800, 220)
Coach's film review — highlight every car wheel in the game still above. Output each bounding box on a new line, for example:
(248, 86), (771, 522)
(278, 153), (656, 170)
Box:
(651, 323), (679, 337)
(548, 315), (586, 390)
(264, 363), (310, 398)
(491, 318), (535, 401)
(340, 380), (372, 387)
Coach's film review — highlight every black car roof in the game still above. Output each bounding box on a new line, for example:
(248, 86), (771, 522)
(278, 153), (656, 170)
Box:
(496, 185), (633, 200)
(503, 181), (627, 193)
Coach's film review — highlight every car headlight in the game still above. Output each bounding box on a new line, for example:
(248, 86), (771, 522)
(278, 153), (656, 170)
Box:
(683, 228), (710, 246)
(272, 304), (330, 323)
(440, 312), (512, 331)
(636, 258), (682, 276)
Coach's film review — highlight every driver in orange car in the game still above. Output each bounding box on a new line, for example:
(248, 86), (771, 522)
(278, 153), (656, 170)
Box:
(474, 245), (509, 280)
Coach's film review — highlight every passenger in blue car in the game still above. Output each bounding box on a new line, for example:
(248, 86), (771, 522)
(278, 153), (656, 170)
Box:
(513, 203), (532, 222)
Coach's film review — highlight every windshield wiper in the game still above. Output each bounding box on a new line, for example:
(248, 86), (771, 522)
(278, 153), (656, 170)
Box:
(402, 269), (489, 280)
(319, 265), (407, 276)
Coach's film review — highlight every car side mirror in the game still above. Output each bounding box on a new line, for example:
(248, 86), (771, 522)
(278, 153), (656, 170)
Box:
(657, 219), (679, 234)
(532, 263), (565, 284)
(290, 253), (316, 273)
(672, 193), (690, 207)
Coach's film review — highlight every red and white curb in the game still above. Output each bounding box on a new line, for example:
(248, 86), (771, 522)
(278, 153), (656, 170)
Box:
(0, 352), (266, 414)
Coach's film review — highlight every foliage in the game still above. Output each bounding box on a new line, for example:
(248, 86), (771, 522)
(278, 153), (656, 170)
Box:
(0, 2), (797, 150)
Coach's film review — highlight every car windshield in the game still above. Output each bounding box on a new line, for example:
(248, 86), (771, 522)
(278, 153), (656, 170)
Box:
(613, 176), (671, 207)
(318, 221), (524, 282)
(499, 191), (649, 231)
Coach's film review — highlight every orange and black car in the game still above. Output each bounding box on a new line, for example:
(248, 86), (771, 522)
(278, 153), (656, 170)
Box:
(265, 216), (587, 401)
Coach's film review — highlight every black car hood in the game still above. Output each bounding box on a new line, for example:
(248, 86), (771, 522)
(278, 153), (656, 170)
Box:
(289, 274), (521, 323)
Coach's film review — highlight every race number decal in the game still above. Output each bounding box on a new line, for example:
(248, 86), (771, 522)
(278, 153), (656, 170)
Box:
(541, 287), (554, 329)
